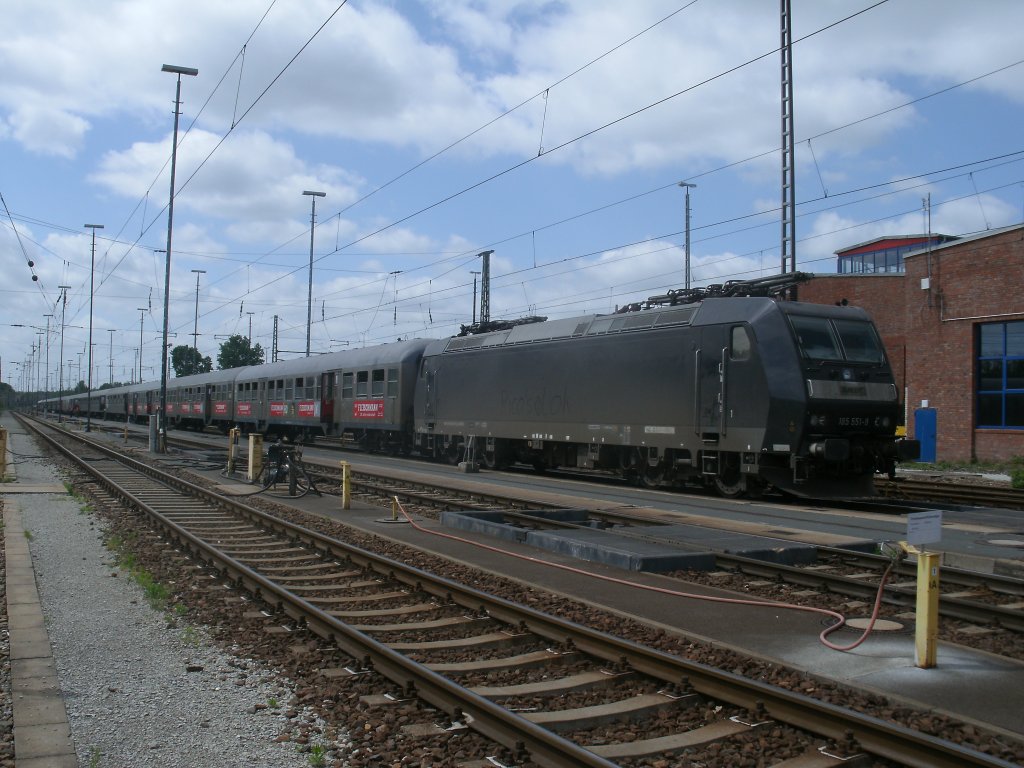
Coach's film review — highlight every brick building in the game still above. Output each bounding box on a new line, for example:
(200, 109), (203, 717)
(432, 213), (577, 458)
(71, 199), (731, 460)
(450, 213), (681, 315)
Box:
(799, 224), (1024, 463)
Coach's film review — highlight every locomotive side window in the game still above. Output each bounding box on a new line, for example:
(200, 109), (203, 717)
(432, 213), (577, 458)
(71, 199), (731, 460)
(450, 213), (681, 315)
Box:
(730, 326), (751, 360)
(833, 319), (884, 364)
(790, 316), (842, 361)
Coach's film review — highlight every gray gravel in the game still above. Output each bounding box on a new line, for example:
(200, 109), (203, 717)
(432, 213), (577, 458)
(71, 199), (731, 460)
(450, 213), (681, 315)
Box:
(10, 421), (322, 768)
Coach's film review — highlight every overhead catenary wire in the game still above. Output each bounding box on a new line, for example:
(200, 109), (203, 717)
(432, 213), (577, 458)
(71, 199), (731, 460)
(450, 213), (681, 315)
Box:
(192, 2), (896, 328)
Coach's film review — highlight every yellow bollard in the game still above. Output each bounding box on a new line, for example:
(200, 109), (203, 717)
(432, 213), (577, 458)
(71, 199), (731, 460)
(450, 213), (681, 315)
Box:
(914, 549), (940, 668)
(227, 428), (240, 474)
(392, 496), (399, 521)
(340, 460), (351, 510)
(247, 434), (264, 483)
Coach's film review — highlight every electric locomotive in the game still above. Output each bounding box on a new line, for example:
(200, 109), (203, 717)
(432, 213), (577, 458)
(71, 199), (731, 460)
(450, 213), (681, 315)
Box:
(413, 277), (917, 497)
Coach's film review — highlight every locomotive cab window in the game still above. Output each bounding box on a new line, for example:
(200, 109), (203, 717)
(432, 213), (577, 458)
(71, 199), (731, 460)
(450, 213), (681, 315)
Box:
(790, 316), (842, 361)
(833, 319), (884, 364)
(730, 326), (751, 360)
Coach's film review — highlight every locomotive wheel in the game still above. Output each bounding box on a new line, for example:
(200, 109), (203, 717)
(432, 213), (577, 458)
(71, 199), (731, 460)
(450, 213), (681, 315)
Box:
(640, 464), (665, 488)
(713, 454), (746, 498)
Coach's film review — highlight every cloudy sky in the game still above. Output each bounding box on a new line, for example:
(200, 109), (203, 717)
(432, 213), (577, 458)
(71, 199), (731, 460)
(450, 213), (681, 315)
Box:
(2, 0), (1023, 391)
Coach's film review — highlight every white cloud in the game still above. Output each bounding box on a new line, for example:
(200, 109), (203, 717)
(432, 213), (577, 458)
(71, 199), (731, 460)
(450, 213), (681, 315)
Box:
(8, 105), (89, 158)
(90, 128), (362, 238)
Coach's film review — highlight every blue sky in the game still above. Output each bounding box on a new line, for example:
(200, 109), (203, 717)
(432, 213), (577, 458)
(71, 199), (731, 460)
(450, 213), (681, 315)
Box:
(2, 0), (1023, 392)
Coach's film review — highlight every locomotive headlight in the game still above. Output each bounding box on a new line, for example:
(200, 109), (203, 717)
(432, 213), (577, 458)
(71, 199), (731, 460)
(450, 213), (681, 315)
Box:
(809, 415), (819, 427)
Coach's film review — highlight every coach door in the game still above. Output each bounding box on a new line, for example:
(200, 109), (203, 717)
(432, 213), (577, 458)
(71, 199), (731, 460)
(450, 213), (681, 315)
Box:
(204, 385), (213, 426)
(320, 372), (335, 426)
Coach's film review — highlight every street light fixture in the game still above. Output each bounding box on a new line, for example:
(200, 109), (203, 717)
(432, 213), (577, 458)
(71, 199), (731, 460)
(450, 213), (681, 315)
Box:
(84, 223), (104, 432)
(678, 182), (696, 291)
(158, 63), (198, 453)
(302, 190), (326, 356)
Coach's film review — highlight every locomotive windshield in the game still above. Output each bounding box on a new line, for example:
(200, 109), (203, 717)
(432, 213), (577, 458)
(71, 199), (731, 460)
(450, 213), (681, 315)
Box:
(789, 315), (884, 364)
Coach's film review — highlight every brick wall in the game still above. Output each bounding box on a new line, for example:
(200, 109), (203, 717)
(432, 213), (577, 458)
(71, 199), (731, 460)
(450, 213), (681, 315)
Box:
(800, 226), (1024, 462)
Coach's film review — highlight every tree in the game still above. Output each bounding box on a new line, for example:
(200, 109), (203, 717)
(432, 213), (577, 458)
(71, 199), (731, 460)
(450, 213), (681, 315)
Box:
(171, 345), (213, 377)
(217, 334), (264, 370)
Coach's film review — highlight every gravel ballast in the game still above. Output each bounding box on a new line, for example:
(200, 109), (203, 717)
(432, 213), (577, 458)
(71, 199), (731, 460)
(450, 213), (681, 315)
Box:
(8, 421), (320, 768)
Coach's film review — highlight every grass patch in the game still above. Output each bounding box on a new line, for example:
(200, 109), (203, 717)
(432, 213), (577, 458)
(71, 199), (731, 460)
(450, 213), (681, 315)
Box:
(23, 529), (32, 541)
(105, 532), (171, 610)
(307, 744), (327, 767)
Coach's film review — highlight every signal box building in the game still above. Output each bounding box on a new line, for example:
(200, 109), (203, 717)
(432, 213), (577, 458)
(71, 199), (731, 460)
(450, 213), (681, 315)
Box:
(799, 224), (1024, 463)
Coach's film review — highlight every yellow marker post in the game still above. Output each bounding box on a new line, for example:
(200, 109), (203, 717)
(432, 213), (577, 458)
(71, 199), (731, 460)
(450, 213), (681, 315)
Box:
(340, 461), (351, 510)
(915, 549), (940, 668)
(903, 509), (943, 669)
(247, 434), (263, 483)
(391, 496), (399, 521)
(227, 428), (240, 474)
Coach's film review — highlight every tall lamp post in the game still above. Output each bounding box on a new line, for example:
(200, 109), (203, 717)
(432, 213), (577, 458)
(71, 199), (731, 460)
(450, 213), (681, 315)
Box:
(159, 63), (198, 453)
(678, 181), (696, 291)
(137, 307), (147, 383)
(57, 286), (71, 421)
(84, 223), (103, 432)
(302, 190), (325, 356)
(190, 269), (205, 352)
(42, 314), (53, 409)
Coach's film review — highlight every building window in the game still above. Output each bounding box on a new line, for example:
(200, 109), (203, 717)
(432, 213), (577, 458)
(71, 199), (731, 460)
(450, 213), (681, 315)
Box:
(977, 321), (1024, 428)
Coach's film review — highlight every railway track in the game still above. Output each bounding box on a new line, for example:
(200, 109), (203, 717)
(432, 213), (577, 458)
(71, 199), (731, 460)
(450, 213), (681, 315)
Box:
(68, 417), (1024, 510)
(19, 413), (1023, 768)
(875, 475), (1024, 510)
(60, 418), (1024, 641)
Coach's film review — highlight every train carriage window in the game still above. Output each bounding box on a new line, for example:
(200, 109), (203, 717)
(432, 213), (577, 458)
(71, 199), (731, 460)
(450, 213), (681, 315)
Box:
(371, 369), (385, 398)
(832, 319), (884, 364)
(342, 372), (353, 399)
(285, 379), (294, 400)
(356, 371), (368, 397)
(386, 367), (399, 397)
(730, 326), (751, 360)
(789, 316), (842, 361)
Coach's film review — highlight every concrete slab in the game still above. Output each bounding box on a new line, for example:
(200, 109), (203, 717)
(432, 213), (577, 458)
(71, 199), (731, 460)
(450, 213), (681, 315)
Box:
(6, 603), (44, 628)
(11, 657), (58, 679)
(9, 627), (54, 660)
(0, 484), (68, 494)
(13, 691), (71, 728)
(441, 510), (829, 571)
(13, 721), (75, 761)
(5, 582), (42, 606)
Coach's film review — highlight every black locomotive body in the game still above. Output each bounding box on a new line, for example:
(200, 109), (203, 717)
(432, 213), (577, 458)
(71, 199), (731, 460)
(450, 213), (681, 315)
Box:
(413, 297), (916, 497)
